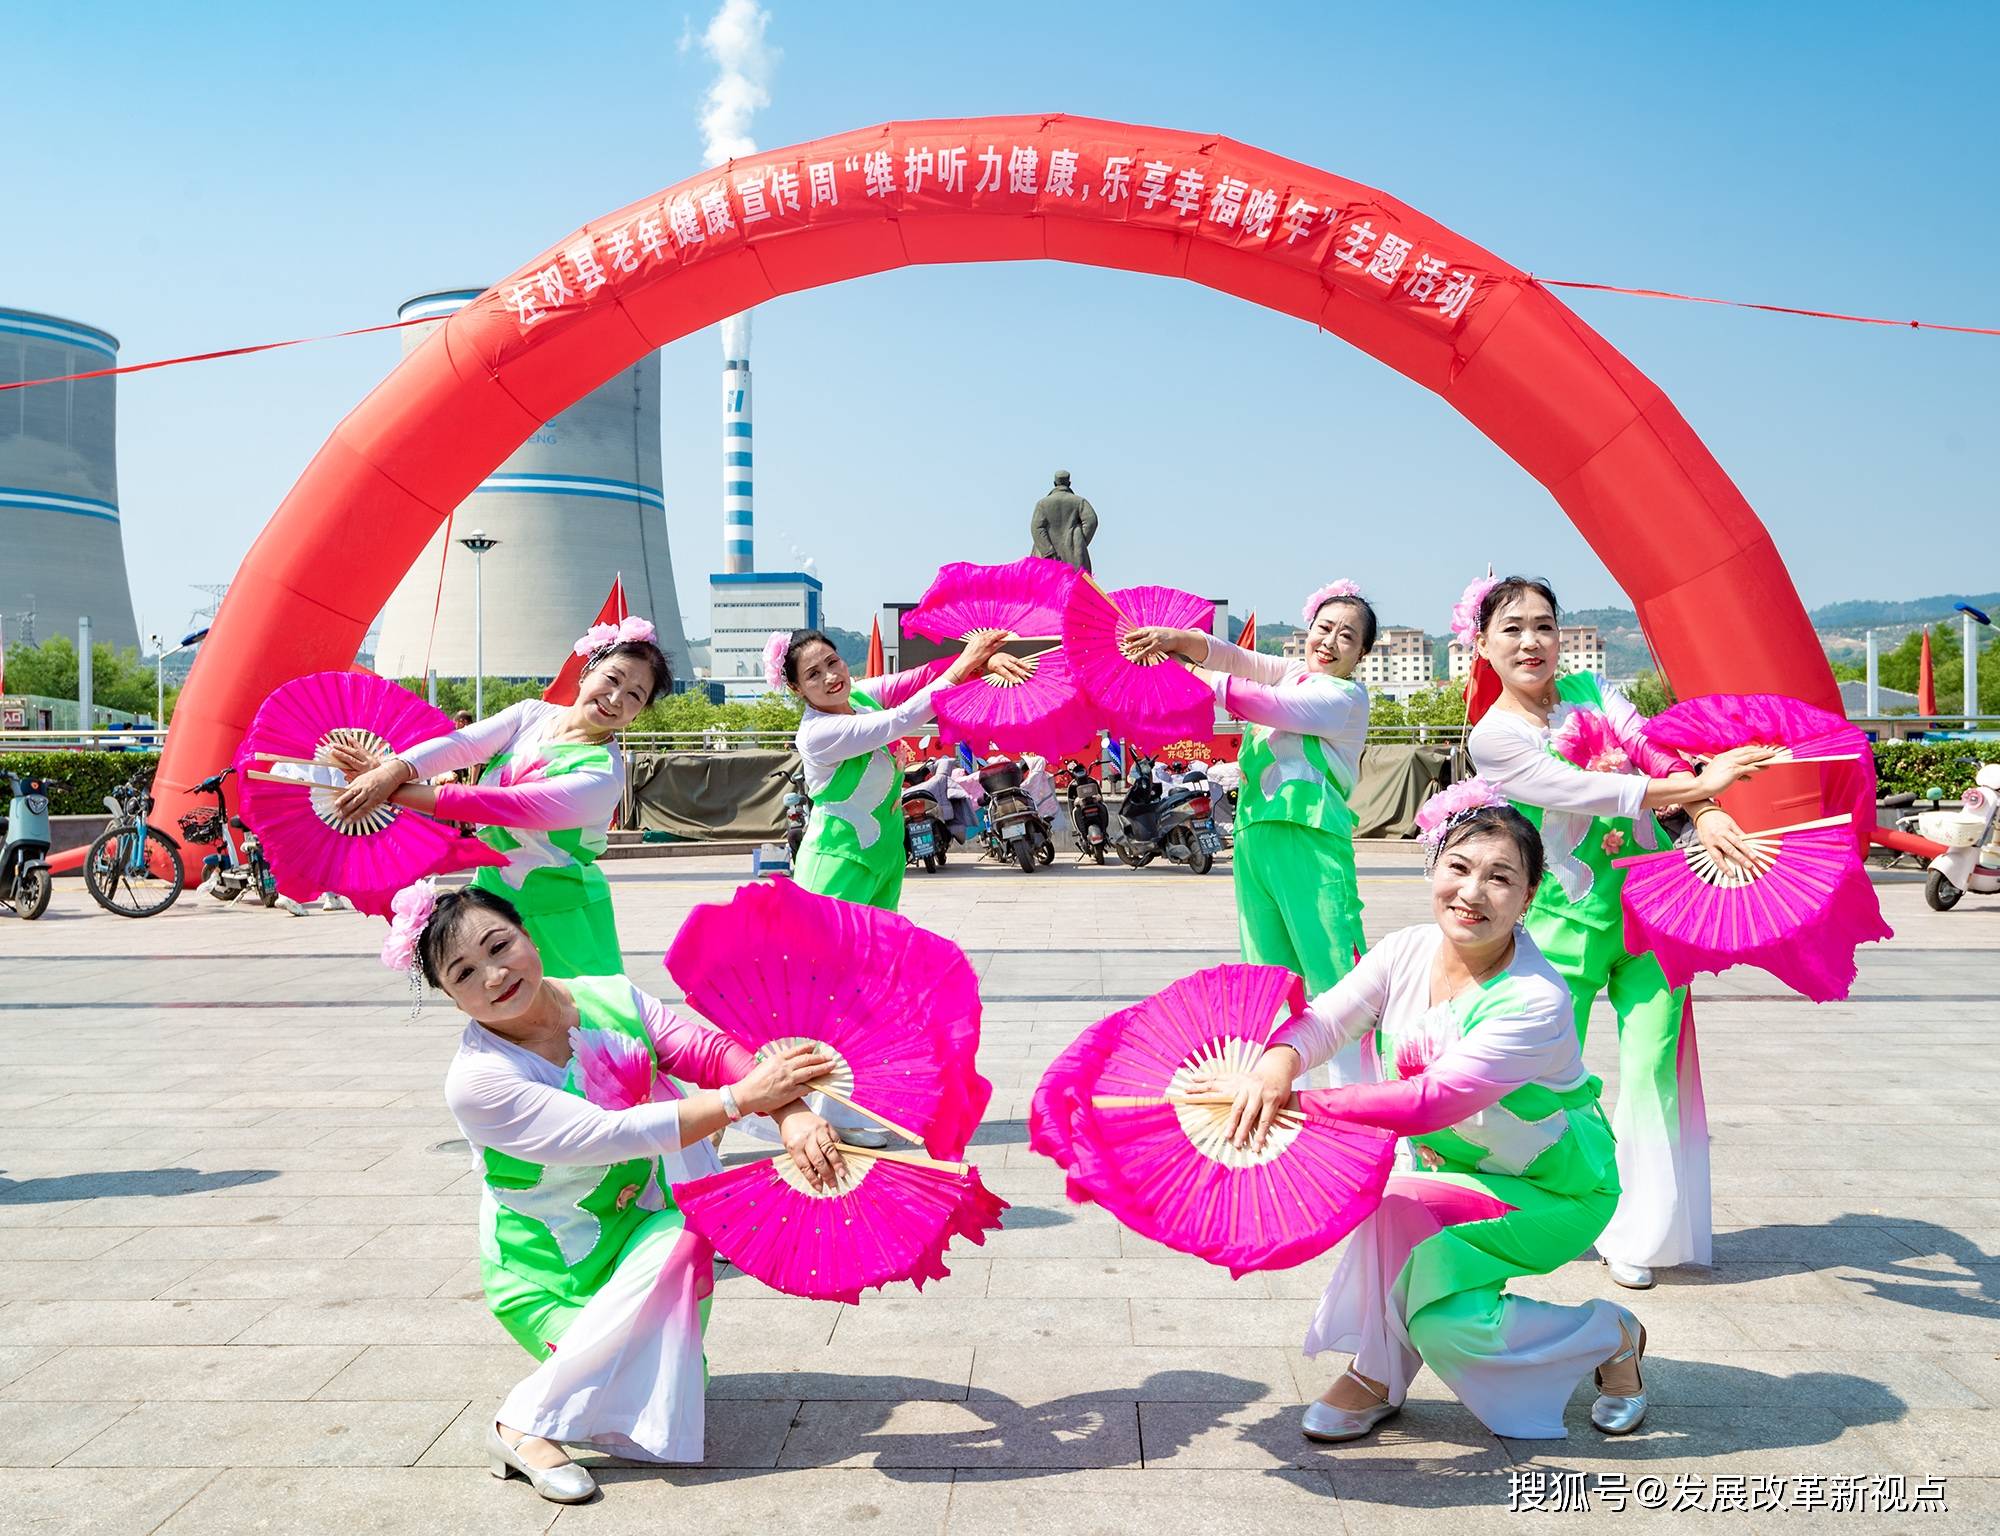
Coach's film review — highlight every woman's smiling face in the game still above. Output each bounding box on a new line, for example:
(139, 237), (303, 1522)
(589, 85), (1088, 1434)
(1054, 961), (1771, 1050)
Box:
(575, 654), (656, 732)
(437, 913), (544, 1024)
(791, 640), (850, 710)
(1304, 600), (1367, 678)
(1429, 828), (1533, 945)
(1477, 588), (1559, 696)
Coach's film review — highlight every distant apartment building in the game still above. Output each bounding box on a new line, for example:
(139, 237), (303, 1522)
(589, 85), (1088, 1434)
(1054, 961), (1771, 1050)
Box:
(1448, 624), (1607, 680)
(1285, 625), (1434, 697)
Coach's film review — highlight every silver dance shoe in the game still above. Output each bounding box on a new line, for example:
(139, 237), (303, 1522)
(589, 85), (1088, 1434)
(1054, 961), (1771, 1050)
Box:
(1590, 1308), (1649, 1435)
(1300, 1370), (1400, 1443)
(486, 1424), (597, 1504)
(1603, 1257), (1656, 1290)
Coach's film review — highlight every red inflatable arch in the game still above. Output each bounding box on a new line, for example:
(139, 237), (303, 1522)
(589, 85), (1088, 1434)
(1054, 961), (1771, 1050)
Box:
(154, 113), (1835, 832)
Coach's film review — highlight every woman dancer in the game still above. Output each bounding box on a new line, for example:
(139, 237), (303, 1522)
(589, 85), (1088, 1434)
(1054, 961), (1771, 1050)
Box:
(1459, 576), (1771, 1288)
(1127, 582), (1374, 1082)
(330, 617), (671, 977)
(390, 879), (843, 1502)
(776, 627), (1021, 912)
(1202, 789), (1648, 1442)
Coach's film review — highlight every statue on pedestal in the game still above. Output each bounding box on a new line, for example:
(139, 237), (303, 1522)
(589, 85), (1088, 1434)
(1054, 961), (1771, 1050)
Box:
(1029, 470), (1098, 573)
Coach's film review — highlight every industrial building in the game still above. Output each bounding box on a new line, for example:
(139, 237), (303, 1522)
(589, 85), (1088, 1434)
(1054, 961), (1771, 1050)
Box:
(371, 290), (693, 685)
(710, 570), (822, 698)
(0, 306), (140, 654)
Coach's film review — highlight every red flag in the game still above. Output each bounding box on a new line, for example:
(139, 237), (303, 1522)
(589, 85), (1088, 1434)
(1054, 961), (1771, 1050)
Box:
(1463, 655), (1503, 726)
(1918, 627), (1937, 716)
(1238, 611), (1257, 652)
(543, 576), (629, 705)
(864, 614), (885, 678)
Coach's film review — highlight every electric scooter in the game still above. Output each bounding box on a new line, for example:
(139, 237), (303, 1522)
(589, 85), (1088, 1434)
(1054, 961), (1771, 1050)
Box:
(0, 770), (57, 919)
(1904, 762), (2000, 910)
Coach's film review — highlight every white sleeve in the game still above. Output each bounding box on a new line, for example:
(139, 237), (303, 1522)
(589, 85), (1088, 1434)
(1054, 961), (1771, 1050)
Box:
(446, 1058), (683, 1165)
(1467, 715), (1646, 821)
(1198, 635), (1298, 688)
(399, 700), (540, 779)
(1270, 932), (1405, 1071)
(796, 687), (944, 792)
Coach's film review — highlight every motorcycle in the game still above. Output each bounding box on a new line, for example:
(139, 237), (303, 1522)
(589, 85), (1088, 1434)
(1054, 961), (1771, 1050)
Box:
(181, 768), (279, 906)
(1902, 763), (2000, 910)
(0, 769), (58, 920)
(902, 784), (948, 872)
(1114, 759), (1222, 875)
(977, 758), (1055, 872)
(1062, 756), (1112, 864)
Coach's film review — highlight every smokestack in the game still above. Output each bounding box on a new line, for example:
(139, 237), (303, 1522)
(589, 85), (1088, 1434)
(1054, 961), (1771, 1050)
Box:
(722, 312), (753, 574)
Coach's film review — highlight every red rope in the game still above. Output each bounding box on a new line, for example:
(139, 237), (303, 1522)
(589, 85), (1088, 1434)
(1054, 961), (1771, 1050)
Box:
(0, 314), (445, 392)
(1535, 278), (2000, 337)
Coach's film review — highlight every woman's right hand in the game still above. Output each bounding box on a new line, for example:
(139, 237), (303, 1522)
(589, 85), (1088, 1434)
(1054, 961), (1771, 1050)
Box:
(329, 757), (414, 821)
(1121, 625), (1205, 664)
(945, 629), (1014, 686)
(1691, 745), (1782, 800)
(733, 1043), (837, 1116)
(1187, 1045), (1300, 1151)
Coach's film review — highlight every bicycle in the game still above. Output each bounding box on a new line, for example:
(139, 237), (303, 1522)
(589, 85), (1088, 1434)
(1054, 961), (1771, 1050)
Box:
(83, 771), (187, 918)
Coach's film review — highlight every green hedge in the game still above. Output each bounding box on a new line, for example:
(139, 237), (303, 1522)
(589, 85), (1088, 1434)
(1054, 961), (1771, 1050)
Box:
(1872, 740), (1990, 798)
(0, 751), (160, 816)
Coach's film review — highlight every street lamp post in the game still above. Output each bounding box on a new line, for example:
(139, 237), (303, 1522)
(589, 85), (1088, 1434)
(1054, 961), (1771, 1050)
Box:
(458, 530), (501, 718)
(152, 628), (209, 744)
(1956, 603), (1991, 731)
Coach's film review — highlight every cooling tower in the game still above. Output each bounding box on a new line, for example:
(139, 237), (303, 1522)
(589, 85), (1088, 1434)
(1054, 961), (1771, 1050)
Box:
(0, 307), (140, 653)
(371, 290), (693, 682)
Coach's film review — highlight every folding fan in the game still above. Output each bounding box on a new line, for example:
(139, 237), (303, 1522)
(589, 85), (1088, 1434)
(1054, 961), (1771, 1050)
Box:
(235, 672), (507, 914)
(906, 556), (1079, 646)
(664, 877), (990, 1159)
(1612, 813), (1891, 1002)
(675, 1146), (1006, 1304)
(1061, 580), (1219, 752)
(1032, 964), (1397, 1277)
(931, 644), (1099, 761)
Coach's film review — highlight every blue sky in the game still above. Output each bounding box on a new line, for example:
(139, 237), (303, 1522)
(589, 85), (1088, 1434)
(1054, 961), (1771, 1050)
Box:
(4, 1), (1994, 649)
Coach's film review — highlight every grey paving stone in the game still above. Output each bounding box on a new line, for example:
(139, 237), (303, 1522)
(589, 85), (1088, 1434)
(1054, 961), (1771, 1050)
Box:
(232, 1299), (501, 1347)
(60, 1397), (469, 1467)
(3, 1344), (361, 1402)
(944, 1466), (1341, 1535)
(780, 1396), (1141, 1469)
(968, 1344), (1299, 1407)
(708, 1343), (975, 1402)
(571, 1467), (954, 1535)
(0, 1467), (220, 1536)
(983, 1256), (1258, 1299)
(828, 1297), (1130, 1348)
(0, 1398), (138, 1467)
(415, 1395), (796, 1470)
(0, 1299), (275, 1347)
(161, 1256), (467, 1301)
(152, 1467), (558, 1535)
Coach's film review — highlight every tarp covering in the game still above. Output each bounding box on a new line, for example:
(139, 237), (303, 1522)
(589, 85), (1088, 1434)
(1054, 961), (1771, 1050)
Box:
(625, 750), (797, 841)
(1349, 745), (1454, 840)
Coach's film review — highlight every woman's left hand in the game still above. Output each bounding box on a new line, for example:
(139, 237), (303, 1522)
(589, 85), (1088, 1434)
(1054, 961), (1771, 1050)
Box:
(1187, 1045), (1299, 1151)
(984, 651), (1036, 685)
(777, 1109), (847, 1191)
(1694, 807), (1768, 875)
(1121, 625), (1202, 664)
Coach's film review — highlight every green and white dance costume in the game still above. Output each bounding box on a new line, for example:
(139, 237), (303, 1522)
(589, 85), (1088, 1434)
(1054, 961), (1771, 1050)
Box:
(1467, 674), (1710, 1271)
(444, 976), (757, 1461)
(793, 664), (949, 912)
(1276, 924), (1626, 1438)
(400, 700), (626, 978)
(1199, 638), (1371, 1084)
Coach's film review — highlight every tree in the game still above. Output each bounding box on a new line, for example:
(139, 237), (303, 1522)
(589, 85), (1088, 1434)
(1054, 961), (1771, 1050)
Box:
(2, 636), (172, 719)
(1623, 670), (1676, 716)
(1873, 624), (2000, 714)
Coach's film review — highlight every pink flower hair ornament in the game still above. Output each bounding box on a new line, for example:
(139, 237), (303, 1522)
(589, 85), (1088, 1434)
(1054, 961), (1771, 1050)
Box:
(571, 614), (659, 659)
(379, 877), (438, 973)
(1415, 776), (1510, 850)
(1450, 574), (1501, 649)
(763, 631), (792, 693)
(1300, 579), (1364, 629)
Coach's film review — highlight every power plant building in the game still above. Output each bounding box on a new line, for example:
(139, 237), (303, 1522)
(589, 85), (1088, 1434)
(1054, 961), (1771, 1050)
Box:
(0, 307), (140, 653)
(372, 290), (693, 684)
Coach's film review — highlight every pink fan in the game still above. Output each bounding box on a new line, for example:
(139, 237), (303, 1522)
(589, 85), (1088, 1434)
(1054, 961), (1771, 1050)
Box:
(906, 556), (1079, 645)
(1643, 692), (1875, 851)
(236, 671), (506, 915)
(1612, 813), (1890, 1002)
(932, 644), (1099, 760)
(665, 877), (990, 1159)
(1032, 964), (1397, 1277)
(675, 1148), (1006, 1304)
(1062, 580), (1218, 751)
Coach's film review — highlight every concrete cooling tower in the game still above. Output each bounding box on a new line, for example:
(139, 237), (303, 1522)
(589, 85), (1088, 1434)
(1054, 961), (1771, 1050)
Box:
(371, 290), (692, 683)
(0, 307), (140, 653)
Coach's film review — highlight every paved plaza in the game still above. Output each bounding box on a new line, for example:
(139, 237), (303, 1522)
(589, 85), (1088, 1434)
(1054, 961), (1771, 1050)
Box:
(3, 845), (1997, 1534)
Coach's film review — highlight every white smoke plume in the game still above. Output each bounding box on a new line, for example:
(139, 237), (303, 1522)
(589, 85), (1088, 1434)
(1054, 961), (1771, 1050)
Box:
(693, 0), (774, 358)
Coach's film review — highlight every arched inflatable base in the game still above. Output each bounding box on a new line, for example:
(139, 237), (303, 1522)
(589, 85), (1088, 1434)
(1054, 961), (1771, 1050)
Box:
(154, 114), (1834, 834)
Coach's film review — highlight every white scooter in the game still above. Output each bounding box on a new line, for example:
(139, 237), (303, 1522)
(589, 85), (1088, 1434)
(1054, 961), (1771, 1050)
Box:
(1909, 763), (2000, 910)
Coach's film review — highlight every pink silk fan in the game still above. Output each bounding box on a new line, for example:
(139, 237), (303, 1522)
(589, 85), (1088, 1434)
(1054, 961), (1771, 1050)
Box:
(1062, 580), (1218, 752)
(1031, 964), (1397, 1277)
(235, 672), (506, 915)
(1612, 813), (1890, 1002)
(932, 644), (1100, 761)
(674, 1149), (1006, 1305)
(907, 555), (1080, 645)
(664, 877), (991, 1159)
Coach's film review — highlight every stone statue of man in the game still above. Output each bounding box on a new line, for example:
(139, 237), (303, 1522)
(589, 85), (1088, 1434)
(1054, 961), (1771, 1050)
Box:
(1030, 470), (1098, 573)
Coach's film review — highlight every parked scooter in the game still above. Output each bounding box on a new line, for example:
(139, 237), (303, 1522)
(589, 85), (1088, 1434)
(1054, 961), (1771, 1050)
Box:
(902, 783), (948, 871)
(1062, 757), (1112, 864)
(1114, 756), (1221, 875)
(978, 758), (1055, 872)
(181, 768), (279, 906)
(1902, 763), (2000, 910)
(782, 768), (811, 864)
(0, 769), (58, 919)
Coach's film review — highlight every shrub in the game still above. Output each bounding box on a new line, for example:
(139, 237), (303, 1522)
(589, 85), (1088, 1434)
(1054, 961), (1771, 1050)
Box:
(0, 751), (161, 815)
(1872, 740), (1991, 798)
